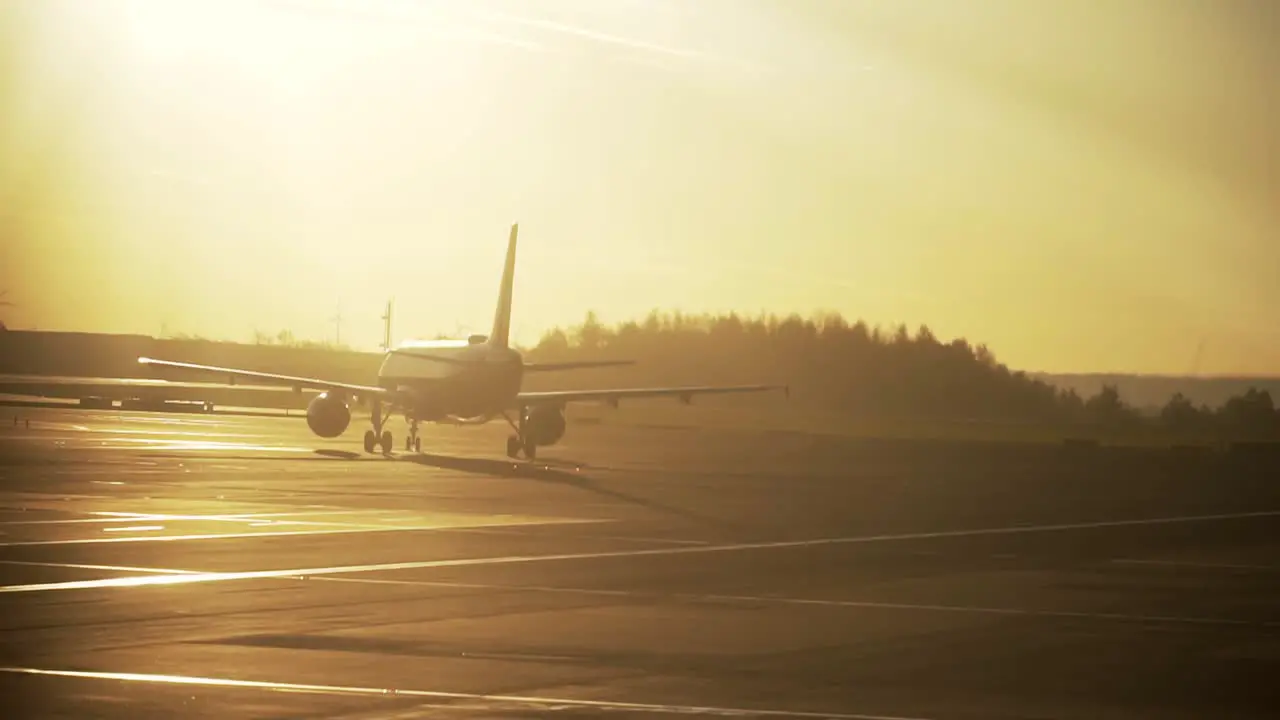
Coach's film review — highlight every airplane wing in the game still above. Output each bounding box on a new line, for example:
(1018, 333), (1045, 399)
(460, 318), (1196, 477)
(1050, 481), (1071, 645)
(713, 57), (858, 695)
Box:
(389, 352), (634, 373)
(516, 384), (788, 408)
(136, 357), (391, 397)
(0, 373), (303, 399)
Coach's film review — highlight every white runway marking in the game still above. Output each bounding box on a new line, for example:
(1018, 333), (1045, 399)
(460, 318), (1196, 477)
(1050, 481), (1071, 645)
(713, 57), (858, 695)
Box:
(0, 509), (406, 526)
(101, 525), (165, 533)
(6, 557), (1273, 630)
(0, 516), (604, 548)
(310, 576), (1279, 629)
(0, 560), (197, 575)
(3, 509), (1276, 594)
(0, 436), (313, 452)
(1111, 558), (1280, 572)
(451, 526), (711, 546)
(6, 468), (172, 478)
(96, 439), (316, 452)
(0, 667), (933, 720)
(58, 427), (270, 438)
(93, 509), (403, 520)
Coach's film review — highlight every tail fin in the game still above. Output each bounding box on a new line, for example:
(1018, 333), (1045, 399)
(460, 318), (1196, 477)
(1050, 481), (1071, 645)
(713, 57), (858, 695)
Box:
(489, 223), (518, 348)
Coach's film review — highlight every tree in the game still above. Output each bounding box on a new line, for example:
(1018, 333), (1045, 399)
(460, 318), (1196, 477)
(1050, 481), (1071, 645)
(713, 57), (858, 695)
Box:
(537, 327), (570, 354)
(525, 308), (1071, 425)
(521, 308), (1280, 439)
(915, 324), (937, 345)
(1057, 387), (1085, 422)
(574, 311), (606, 351)
(0, 290), (12, 331)
(1217, 387), (1277, 437)
(1083, 384), (1135, 427)
(1160, 392), (1211, 435)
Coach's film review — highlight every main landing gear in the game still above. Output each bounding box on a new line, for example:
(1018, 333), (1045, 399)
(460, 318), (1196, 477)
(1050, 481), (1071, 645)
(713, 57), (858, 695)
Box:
(360, 401), (423, 456)
(363, 428), (392, 455)
(502, 409), (537, 460)
(362, 400), (393, 455)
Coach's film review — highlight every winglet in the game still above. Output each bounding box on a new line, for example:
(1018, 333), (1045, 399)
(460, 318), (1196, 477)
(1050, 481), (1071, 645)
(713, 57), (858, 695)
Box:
(489, 223), (518, 349)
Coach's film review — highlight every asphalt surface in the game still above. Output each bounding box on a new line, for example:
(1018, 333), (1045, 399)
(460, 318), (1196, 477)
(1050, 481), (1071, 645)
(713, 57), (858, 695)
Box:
(0, 407), (1277, 719)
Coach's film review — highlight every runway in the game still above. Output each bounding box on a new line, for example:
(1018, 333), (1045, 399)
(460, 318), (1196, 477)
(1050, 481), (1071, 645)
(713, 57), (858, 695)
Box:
(1, 407), (1277, 718)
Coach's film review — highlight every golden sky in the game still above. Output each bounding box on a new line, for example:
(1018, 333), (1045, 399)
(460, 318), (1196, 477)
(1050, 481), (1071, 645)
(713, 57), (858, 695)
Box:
(2, 0), (1277, 374)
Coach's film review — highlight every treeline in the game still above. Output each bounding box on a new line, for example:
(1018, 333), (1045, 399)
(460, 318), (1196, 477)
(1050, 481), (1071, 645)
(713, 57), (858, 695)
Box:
(249, 329), (352, 352)
(159, 329), (353, 352)
(0, 290), (12, 331)
(525, 311), (1279, 439)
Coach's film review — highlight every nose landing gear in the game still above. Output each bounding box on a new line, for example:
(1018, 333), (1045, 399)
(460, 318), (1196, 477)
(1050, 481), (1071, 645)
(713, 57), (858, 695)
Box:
(404, 419), (422, 454)
(502, 408), (536, 459)
(505, 434), (535, 460)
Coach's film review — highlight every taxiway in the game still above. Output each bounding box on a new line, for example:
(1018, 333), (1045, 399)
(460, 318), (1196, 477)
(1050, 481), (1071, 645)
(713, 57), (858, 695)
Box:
(1, 407), (1277, 718)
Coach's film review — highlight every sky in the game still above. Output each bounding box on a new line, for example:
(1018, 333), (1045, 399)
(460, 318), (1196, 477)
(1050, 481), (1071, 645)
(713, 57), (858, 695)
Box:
(1, 0), (1277, 374)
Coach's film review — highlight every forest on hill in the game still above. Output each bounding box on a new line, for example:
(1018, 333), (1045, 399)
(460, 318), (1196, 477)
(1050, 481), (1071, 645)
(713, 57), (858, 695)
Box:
(2, 311), (1274, 441)
(1027, 372), (1280, 413)
(523, 311), (1279, 440)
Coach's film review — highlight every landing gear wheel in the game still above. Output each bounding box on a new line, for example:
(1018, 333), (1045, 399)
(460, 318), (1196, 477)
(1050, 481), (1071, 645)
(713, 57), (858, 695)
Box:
(506, 436), (520, 459)
(404, 436), (412, 452)
(380, 430), (392, 454)
(363, 430), (376, 454)
(523, 441), (537, 460)
(413, 437), (422, 453)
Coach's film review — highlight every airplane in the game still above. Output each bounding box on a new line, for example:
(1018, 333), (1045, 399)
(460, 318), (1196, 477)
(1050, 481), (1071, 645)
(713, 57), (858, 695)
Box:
(137, 224), (788, 459)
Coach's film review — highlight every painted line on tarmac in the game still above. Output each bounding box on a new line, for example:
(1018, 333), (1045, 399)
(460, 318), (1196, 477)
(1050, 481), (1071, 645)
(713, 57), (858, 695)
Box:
(95, 439), (316, 452)
(310, 576), (1280, 629)
(0, 509), (414, 527)
(1111, 558), (1280, 572)
(6, 557), (1271, 631)
(2, 509), (1277, 594)
(0, 436), (313, 452)
(0, 516), (605, 548)
(447, 525), (711, 546)
(0, 667), (932, 720)
(0, 508), (403, 524)
(90, 509), (407, 519)
(0, 560), (198, 575)
(26, 426), (271, 438)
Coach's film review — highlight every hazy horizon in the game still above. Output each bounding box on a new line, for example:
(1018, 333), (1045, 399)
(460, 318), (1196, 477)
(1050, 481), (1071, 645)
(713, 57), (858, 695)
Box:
(3, 1), (1278, 375)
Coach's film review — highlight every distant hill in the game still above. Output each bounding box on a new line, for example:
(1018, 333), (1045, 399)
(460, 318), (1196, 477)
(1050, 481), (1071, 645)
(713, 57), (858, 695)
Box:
(0, 330), (379, 383)
(3, 327), (1275, 424)
(1032, 373), (1280, 413)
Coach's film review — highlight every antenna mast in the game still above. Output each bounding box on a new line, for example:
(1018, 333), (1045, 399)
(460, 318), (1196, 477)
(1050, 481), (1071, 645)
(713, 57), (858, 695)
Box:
(329, 303), (343, 347)
(380, 298), (393, 351)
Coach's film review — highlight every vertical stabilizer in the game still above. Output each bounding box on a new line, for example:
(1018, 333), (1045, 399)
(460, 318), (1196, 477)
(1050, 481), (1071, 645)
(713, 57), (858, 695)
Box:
(489, 223), (518, 348)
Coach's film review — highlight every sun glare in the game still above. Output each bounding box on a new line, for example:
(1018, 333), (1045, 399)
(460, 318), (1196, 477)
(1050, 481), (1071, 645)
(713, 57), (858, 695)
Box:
(3, 1), (1277, 372)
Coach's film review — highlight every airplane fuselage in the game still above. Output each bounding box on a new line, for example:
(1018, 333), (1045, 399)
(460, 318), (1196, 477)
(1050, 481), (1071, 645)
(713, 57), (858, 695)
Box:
(376, 338), (524, 422)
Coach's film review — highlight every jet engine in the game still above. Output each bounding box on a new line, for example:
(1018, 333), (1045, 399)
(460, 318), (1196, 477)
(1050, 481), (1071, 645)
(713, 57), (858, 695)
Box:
(306, 391), (351, 438)
(524, 404), (566, 446)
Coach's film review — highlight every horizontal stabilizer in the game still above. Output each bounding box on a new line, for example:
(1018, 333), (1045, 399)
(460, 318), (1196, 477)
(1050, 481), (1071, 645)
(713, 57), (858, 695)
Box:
(523, 360), (636, 372)
(387, 350), (481, 366)
(516, 383), (787, 408)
